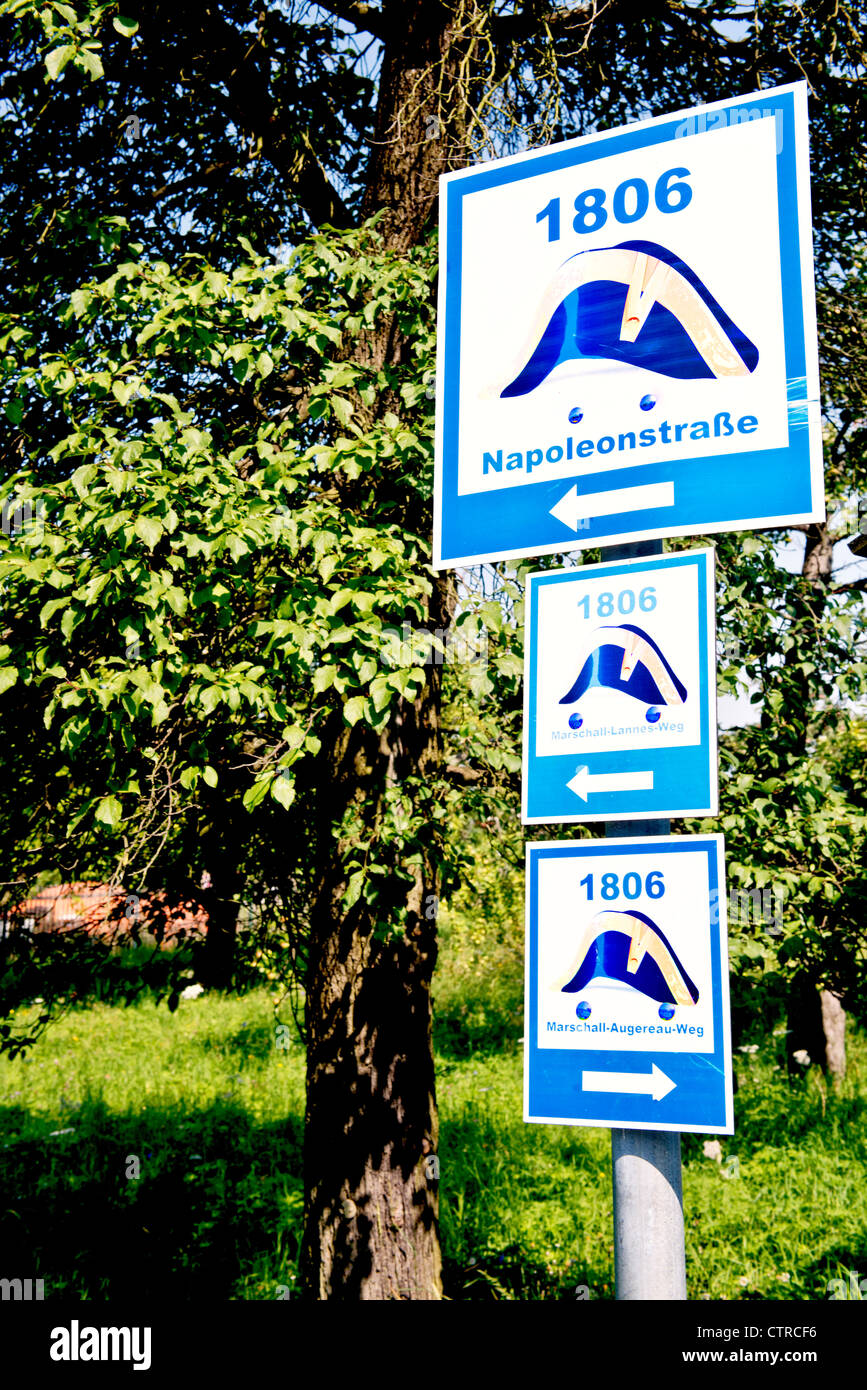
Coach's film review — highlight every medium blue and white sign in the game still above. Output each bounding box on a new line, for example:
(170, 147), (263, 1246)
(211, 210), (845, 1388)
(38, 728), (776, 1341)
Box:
(434, 82), (823, 568)
(525, 836), (733, 1134)
(523, 549), (717, 822)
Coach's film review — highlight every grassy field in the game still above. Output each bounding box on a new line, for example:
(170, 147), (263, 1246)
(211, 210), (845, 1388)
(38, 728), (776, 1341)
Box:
(1, 987), (865, 1300)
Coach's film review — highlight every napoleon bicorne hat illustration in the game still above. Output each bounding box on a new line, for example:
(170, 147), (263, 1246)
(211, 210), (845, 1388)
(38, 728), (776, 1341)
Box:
(559, 622), (687, 726)
(498, 240), (759, 398)
(555, 909), (700, 1009)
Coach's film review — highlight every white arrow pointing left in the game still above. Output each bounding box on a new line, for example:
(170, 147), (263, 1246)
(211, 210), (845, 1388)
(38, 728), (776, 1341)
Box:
(582, 1064), (676, 1102)
(549, 480), (675, 532)
(567, 765), (654, 800)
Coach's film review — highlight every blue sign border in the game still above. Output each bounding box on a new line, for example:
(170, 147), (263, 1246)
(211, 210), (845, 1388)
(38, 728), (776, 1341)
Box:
(524, 837), (734, 1134)
(522, 550), (718, 822)
(434, 83), (823, 568)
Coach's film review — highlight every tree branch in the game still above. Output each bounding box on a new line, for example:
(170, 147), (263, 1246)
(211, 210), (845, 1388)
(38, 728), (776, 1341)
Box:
(183, 14), (356, 230)
(268, 130), (354, 229)
(443, 762), (483, 786)
(312, 0), (386, 39)
(150, 160), (241, 204)
(832, 579), (867, 594)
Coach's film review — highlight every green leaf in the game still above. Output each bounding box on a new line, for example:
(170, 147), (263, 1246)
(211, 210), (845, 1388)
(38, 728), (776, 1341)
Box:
(312, 665), (335, 694)
(151, 699), (170, 726)
(95, 795), (122, 829)
(112, 16), (140, 36)
(0, 667), (18, 696)
(271, 773), (295, 809)
(45, 45), (76, 81)
(75, 48), (105, 81)
(390, 670), (422, 699)
(70, 289), (91, 317)
(226, 535), (248, 562)
(134, 516), (163, 549)
(332, 396), (353, 426)
(199, 686), (222, 715)
(243, 779), (270, 811)
(71, 463), (96, 498)
(203, 765), (219, 788)
(112, 379), (137, 406)
(369, 678), (393, 713)
(344, 695), (367, 726)
(39, 598), (68, 627)
(82, 572), (110, 605)
(494, 651), (522, 678)
(343, 870), (365, 910)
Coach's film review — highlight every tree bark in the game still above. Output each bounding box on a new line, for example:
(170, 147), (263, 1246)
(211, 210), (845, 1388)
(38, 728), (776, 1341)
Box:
(801, 525), (847, 1077)
(302, 579), (453, 1299)
(302, 861), (442, 1299)
(300, 0), (471, 1301)
(196, 818), (246, 990)
(778, 523), (846, 1078)
(359, 0), (470, 246)
(820, 988), (846, 1083)
(199, 881), (242, 990)
(786, 975), (825, 1074)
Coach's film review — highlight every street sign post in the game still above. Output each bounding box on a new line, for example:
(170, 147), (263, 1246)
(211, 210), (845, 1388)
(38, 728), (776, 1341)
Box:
(434, 81), (822, 567)
(525, 834), (733, 1134)
(523, 548), (717, 822)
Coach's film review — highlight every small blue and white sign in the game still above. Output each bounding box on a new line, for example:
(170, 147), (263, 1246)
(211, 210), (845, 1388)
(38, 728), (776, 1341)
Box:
(525, 836), (733, 1134)
(523, 549), (717, 822)
(434, 82), (823, 568)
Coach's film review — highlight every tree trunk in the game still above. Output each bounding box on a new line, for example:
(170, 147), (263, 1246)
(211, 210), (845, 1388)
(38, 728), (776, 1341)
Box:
(773, 524), (847, 1079)
(786, 975), (825, 1073)
(786, 975), (847, 1081)
(802, 525), (847, 1080)
(359, 1), (469, 247)
(300, 1), (470, 1300)
(302, 879), (441, 1299)
(199, 886), (242, 990)
(302, 578), (451, 1298)
(820, 988), (846, 1083)
(197, 827), (246, 990)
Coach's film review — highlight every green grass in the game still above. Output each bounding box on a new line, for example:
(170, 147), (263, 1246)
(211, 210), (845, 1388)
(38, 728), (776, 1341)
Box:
(0, 992), (305, 1300)
(1, 990), (866, 1299)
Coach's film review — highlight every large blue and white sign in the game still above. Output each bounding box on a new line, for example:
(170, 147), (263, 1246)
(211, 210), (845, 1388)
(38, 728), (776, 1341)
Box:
(434, 82), (823, 568)
(523, 549), (717, 822)
(525, 836), (733, 1134)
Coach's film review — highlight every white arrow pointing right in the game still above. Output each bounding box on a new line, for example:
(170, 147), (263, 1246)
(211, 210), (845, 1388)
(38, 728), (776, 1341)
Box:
(567, 765), (654, 800)
(549, 480), (675, 532)
(582, 1064), (676, 1102)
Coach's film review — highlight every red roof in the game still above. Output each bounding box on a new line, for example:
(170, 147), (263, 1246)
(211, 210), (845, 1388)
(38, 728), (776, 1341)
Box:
(8, 882), (208, 941)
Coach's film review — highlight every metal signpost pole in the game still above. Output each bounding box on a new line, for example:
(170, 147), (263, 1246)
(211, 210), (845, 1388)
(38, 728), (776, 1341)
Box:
(603, 537), (686, 1300)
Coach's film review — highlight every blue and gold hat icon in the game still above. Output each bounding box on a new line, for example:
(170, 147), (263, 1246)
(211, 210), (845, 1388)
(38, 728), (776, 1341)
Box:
(555, 909), (699, 1008)
(560, 622), (687, 725)
(499, 240), (759, 398)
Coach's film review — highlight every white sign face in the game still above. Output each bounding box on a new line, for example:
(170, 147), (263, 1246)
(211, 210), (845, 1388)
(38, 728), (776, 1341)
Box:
(523, 550), (717, 823)
(435, 83), (823, 567)
(458, 117), (786, 496)
(534, 562), (702, 756)
(535, 846), (716, 1054)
